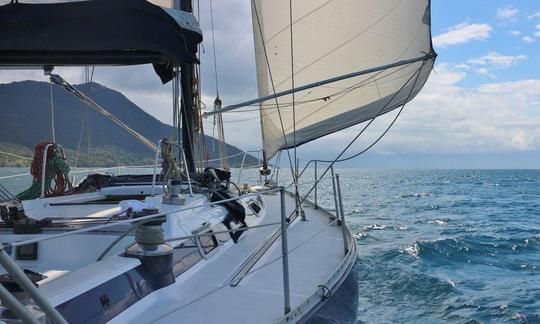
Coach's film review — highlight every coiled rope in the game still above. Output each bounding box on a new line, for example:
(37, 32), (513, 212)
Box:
(16, 142), (72, 200)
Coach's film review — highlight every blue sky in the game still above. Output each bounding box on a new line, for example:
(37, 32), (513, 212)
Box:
(0, 0), (539, 168)
(432, 0), (540, 86)
(295, 1), (540, 167)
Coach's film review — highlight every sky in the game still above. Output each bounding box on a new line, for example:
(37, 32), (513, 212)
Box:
(0, 0), (539, 168)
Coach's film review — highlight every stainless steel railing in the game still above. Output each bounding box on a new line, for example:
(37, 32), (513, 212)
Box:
(40, 143), (66, 199)
(0, 169), (349, 321)
(151, 139), (193, 197)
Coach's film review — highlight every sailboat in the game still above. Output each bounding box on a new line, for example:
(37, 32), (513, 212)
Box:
(0, 0), (436, 323)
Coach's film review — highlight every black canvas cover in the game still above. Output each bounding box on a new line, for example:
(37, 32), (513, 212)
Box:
(0, 0), (203, 83)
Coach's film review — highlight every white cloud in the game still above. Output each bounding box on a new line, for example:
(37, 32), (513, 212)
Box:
(433, 23), (492, 48)
(468, 52), (527, 69)
(535, 24), (540, 37)
(527, 11), (540, 20)
(522, 36), (535, 43)
(1, 1), (539, 157)
(363, 65), (540, 154)
(307, 64), (540, 156)
(475, 67), (496, 79)
(479, 79), (540, 97)
(509, 30), (521, 36)
(454, 63), (471, 71)
(497, 7), (519, 21)
(465, 52), (526, 78)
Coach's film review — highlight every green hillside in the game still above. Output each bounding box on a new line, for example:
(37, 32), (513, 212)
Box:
(0, 81), (258, 168)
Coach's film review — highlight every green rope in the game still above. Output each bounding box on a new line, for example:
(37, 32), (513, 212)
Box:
(16, 156), (70, 200)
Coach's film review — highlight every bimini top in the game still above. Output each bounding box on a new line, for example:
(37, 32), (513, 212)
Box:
(0, 0), (203, 83)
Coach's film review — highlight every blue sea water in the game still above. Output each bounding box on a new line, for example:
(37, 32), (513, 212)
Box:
(1, 168), (540, 323)
(334, 169), (540, 323)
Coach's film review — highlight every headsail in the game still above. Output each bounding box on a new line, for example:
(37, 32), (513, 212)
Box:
(251, 0), (436, 158)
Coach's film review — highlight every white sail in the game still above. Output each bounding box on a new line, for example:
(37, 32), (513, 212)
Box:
(251, 0), (436, 158)
(147, 0), (173, 8)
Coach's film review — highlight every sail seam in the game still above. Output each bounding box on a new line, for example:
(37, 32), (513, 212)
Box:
(272, 0), (405, 90)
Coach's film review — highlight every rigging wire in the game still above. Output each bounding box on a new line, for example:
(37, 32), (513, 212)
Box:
(288, 0), (302, 218)
(0, 150), (33, 161)
(294, 60), (428, 211)
(251, 0), (297, 187)
(50, 72), (157, 152)
(209, 0), (219, 98)
(49, 81), (56, 143)
(74, 66), (95, 170)
(208, 1), (227, 168)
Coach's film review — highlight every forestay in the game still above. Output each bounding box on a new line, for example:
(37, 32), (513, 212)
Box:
(251, 0), (436, 158)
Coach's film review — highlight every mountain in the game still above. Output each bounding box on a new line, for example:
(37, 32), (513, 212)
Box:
(0, 80), (258, 167)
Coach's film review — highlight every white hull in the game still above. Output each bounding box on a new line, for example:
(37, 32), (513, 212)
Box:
(0, 185), (357, 323)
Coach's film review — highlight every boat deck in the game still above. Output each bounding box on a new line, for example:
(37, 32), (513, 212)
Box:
(111, 192), (353, 324)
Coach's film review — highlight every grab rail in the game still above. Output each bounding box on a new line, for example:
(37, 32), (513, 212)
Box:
(39, 144), (66, 199)
(0, 248), (68, 324)
(237, 149), (263, 184)
(151, 139), (193, 197)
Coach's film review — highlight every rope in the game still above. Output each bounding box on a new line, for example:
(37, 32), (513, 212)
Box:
(135, 225), (165, 245)
(314, 105), (406, 164)
(214, 97), (228, 169)
(160, 138), (182, 184)
(16, 142), (72, 200)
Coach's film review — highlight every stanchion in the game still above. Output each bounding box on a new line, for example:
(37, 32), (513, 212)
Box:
(335, 174), (348, 254)
(280, 188), (291, 314)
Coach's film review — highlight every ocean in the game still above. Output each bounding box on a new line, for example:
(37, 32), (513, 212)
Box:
(1, 168), (539, 323)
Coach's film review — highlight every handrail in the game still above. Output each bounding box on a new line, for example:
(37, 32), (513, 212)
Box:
(40, 143), (53, 199)
(237, 149), (263, 184)
(0, 174), (349, 323)
(335, 174), (348, 254)
(0, 281), (40, 324)
(280, 188), (291, 314)
(40, 144), (67, 199)
(0, 186), (286, 323)
(0, 249), (68, 324)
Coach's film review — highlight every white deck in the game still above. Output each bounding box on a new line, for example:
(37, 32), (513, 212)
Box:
(1, 188), (354, 323)
(112, 192), (350, 324)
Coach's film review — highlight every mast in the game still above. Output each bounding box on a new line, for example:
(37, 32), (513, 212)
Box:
(174, 0), (197, 173)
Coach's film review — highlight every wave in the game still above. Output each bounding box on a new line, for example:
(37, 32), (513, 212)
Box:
(394, 192), (431, 199)
(401, 233), (540, 267)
